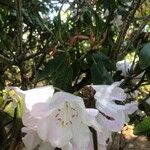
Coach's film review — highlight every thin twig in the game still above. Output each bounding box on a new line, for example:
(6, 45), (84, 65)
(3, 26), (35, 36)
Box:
(113, 0), (141, 59)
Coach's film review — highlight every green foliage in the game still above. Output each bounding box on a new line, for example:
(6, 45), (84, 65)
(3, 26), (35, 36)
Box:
(134, 117), (150, 136)
(53, 65), (73, 91)
(139, 43), (150, 69)
(36, 53), (67, 81)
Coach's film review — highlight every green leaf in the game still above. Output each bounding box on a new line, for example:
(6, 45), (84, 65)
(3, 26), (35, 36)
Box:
(53, 66), (73, 92)
(4, 102), (14, 117)
(139, 43), (150, 69)
(134, 117), (150, 136)
(36, 53), (66, 81)
(0, 0), (15, 10)
(93, 52), (116, 71)
(146, 69), (150, 83)
(11, 97), (23, 137)
(91, 61), (113, 85)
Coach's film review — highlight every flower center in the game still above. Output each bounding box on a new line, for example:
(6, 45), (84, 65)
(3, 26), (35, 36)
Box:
(55, 102), (78, 128)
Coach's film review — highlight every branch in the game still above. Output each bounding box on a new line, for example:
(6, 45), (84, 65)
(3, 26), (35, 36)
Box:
(0, 54), (12, 63)
(112, 0), (141, 59)
(15, 0), (23, 57)
(119, 15), (150, 58)
(127, 71), (146, 93)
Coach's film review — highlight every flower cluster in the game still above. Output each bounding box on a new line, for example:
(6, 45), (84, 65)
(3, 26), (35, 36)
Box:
(8, 82), (137, 150)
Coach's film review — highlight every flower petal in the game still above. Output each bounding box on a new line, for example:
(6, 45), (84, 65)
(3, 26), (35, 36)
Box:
(22, 112), (38, 129)
(30, 103), (51, 118)
(49, 92), (85, 110)
(98, 144), (107, 150)
(24, 86), (54, 111)
(38, 142), (55, 150)
(97, 110), (125, 132)
(97, 127), (111, 145)
(84, 108), (102, 132)
(123, 102), (138, 114)
(62, 143), (73, 150)
(71, 119), (91, 150)
(37, 110), (72, 147)
(22, 129), (41, 150)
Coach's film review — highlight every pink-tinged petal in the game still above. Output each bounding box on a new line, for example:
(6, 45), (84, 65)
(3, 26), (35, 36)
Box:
(123, 102), (138, 114)
(91, 85), (110, 100)
(92, 81), (126, 102)
(62, 143), (73, 150)
(38, 142), (55, 150)
(22, 130), (41, 150)
(71, 120), (91, 150)
(96, 101), (118, 118)
(37, 111), (72, 148)
(24, 86), (54, 111)
(97, 110), (125, 132)
(85, 109), (102, 131)
(97, 127), (111, 145)
(49, 92), (85, 110)
(22, 112), (38, 128)
(30, 103), (51, 118)
(98, 144), (107, 150)
(109, 87), (126, 101)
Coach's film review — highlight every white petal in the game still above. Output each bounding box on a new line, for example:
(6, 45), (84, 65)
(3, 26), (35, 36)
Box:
(22, 112), (38, 128)
(62, 143), (73, 150)
(85, 109), (102, 131)
(123, 102), (138, 114)
(49, 92), (85, 110)
(37, 111), (72, 147)
(24, 86), (54, 111)
(92, 84), (126, 101)
(38, 142), (54, 150)
(98, 144), (107, 150)
(71, 120), (91, 150)
(96, 101), (117, 117)
(109, 87), (126, 101)
(22, 130), (41, 150)
(97, 127), (111, 145)
(91, 85), (110, 100)
(97, 110), (125, 132)
(31, 103), (51, 118)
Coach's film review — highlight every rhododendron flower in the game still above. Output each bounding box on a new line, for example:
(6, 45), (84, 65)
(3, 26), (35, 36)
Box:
(116, 60), (132, 76)
(8, 86), (55, 149)
(9, 86), (54, 111)
(22, 128), (55, 150)
(111, 14), (123, 28)
(91, 82), (138, 131)
(30, 91), (95, 149)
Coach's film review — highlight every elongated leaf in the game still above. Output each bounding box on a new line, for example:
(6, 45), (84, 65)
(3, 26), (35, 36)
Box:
(91, 61), (113, 85)
(134, 117), (150, 136)
(36, 53), (66, 81)
(139, 43), (150, 69)
(53, 66), (73, 91)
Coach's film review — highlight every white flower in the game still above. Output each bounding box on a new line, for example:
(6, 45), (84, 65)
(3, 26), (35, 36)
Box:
(9, 86), (55, 149)
(11, 86), (54, 111)
(116, 60), (132, 76)
(91, 81), (138, 132)
(111, 14), (123, 28)
(22, 128), (55, 150)
(30, 91), (94, 149)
